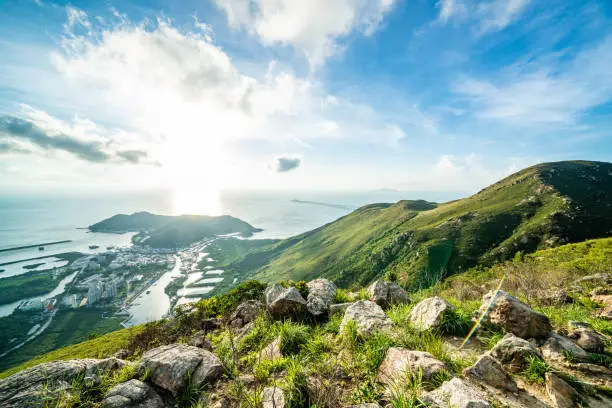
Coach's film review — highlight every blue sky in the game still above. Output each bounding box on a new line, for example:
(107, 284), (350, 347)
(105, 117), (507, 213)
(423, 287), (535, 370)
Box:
(1, 0), (611, 196)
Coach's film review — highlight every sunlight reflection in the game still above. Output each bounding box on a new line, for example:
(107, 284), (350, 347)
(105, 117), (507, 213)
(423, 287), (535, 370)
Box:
(172, 187), (223, 216)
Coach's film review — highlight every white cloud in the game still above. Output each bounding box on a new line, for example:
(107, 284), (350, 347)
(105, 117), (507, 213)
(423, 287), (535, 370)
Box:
(436, 0), (531, 34)
(214, 0), (396, 67)
(453, 35), (612, 126)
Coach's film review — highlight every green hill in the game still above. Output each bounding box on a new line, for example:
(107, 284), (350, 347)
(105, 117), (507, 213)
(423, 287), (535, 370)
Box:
(219, 161), (612, 289)
(89, 212), (261, 248)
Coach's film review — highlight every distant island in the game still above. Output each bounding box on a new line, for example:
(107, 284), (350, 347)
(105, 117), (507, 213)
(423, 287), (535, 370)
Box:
(89, 211), (261, 248)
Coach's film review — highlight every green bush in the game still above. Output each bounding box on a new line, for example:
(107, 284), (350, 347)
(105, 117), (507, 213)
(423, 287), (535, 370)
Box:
(195, 280), (266, 319)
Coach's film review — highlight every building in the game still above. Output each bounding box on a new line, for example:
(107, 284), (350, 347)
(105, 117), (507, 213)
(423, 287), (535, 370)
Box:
(87, 282), (103, 305)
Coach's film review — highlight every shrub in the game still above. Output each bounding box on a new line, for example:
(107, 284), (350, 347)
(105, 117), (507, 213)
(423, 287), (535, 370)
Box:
(276, 321), (310, 355)
(522, 356), (551, 384)
(195, 280), (266, 319)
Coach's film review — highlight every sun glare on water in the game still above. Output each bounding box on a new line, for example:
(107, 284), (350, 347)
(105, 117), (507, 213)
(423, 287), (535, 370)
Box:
(172, 187), (223, 216)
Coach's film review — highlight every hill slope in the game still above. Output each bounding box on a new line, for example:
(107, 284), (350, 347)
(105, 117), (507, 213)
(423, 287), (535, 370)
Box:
(220, 161), (612, 288)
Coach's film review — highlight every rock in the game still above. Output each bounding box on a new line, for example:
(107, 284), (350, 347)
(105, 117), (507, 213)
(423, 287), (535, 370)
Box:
(138, 344), (223, 396)
(262, 386), (285, 408)
(572, 363), (612, 387)
(409, 296), (454, 331)
(377, 348), (449, 386)
(329, 302), (353, 317)
(260, 338), (282, 361)
(188, 330), (212, 350)
(576, 273), (612, 285)
(463, 354), (517, 392)
(545, 372), (578, 408)
(84, 358), (127, 385)
(480, 290), (551, 339)
(102, 379), (164, 408)
(340, 300), (393, 336)
(265, 284), (307, 317)
(0, 358), (125, 408)
(540, 289), (573, 306)
(306, 279), (337, 316)
(113, 349), (131, 360)
(541, 332), (590, 363)
(489, 333), (542, 373)
(367, 281), (410, 308)
(422, 378), (490, 408)
(230, 300), (264, 329)
(567, 327), (606, 353)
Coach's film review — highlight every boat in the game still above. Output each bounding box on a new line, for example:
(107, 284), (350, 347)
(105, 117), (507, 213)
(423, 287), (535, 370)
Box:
(38, 246), (44, 251)
(89, 245), (100, 249)
(146, 290), (151, 294)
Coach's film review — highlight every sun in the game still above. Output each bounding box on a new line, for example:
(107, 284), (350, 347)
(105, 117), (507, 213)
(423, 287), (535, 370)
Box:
(172, 187), (223, 216)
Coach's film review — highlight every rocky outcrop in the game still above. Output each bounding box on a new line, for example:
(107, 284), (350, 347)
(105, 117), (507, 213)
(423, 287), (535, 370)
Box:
(367, 281), (410, 308)
(138, 344), (223, 396)
(306, 279), (337, 316)
(262, 386), (285, 408)
(541, 332), (590, 363)
(545, 372), (578, 408)
(265, 284), (307, 317)
(463, 354), (517, 392)
(409, 296), (454, 331)
(422, 378), (490, 408)
(340, 300), (393, 336)
(0, 358), (125, 408)
(377, 348), (449, 386)
(230, 300), (264, 329)
(480, 290), (551, 339)
(489, 334), (542, 373)
(102, 379), (164, 408)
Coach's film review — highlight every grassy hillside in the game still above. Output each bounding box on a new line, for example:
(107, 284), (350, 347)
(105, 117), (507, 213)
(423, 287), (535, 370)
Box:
(219, 161), (612, 288)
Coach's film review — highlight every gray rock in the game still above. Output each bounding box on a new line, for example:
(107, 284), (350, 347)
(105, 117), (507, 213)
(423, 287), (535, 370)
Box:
(0, 358), (125, 408)
(138, 344), (223, 396)
(377, 348), (449, 386)
(306, 279), (337, 316)
(540, 289), (573, 306)
(113, 349), (131, 360)
(463, 354), (517, 392)
(541, 332), (590, 363)
(545, 372), (578, 408)
(422, 378), (490, 408)
(265, 284), (307, 317)
(489, 333), (542, 373)
(575, 273), (612, 285)
(340, 300), (393, 336)
(260, 338), (282, 361)
(329, 302), (353, 317)
(188, 330), (212, 350)
(230, 300), (264, 328)
(409, 296), (454, 331)
(102, 379), (164, 408)
(367, 281), (410, 308)
(567, 327), (606, 353)
(262, 386), (285, 408)
(480, 290), (551, 339)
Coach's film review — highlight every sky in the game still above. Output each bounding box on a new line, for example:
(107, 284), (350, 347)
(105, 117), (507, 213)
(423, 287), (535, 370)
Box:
(1, 0), (612, 197)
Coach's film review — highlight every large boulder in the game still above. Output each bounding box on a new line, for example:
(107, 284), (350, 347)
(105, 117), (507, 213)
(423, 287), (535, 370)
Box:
(0, 358), (125, 408)
(306, 279), (337, 316)
(230, 300), (264, 329)
(367, 281), (410, 308)
(377, 348), (449, 386)
(480, 290), (551, 339)
(340, 300), (393, 336)
(265, 284), (307, 317)
(541, 332), (590, 363)
(489, 334), (542, 373)
(262, 386), (285, 408)
(545, 372), (578, 408)
(422, 378), (490, 408)
(138, 344), (223, 396)
(567, 325), (606, 353)
(463, 354), (517, 392)
(102, 379), (164, 408)
(409, 296), (454, 331)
